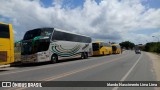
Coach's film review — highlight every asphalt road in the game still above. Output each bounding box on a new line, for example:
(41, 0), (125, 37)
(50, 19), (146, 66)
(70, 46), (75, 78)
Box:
(0, 50), (156, 90)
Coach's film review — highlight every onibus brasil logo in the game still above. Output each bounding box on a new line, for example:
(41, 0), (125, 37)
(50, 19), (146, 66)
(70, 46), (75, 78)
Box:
(1, 82), (42, 87)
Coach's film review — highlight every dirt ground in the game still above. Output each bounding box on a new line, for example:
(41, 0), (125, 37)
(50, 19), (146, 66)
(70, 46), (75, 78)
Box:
(146, 52), (160, 90)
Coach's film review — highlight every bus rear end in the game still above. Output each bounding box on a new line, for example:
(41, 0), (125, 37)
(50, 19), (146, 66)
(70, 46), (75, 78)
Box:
(92, 42), (112, 56)
(92, 43), (100, 56)
(0, 23), (14, 65)
(112, 44), (121, 54)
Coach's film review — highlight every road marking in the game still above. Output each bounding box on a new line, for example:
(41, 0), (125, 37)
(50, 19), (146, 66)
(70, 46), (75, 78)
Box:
(5, 51), (134, 90)
(112, 53), (143, 90)
(0, 52), (129, 76)
(41, 53), (133, 81)
(13, 54), (132, 90)
(0, 63), (66, 76)
(0, 57), (94, 76)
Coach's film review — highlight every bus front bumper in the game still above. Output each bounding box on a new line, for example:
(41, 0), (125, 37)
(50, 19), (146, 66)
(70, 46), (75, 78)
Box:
(21, 54), (37, 63)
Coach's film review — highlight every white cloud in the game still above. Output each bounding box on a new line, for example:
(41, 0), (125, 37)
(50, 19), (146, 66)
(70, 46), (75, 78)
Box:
(0, 0), (160, 44)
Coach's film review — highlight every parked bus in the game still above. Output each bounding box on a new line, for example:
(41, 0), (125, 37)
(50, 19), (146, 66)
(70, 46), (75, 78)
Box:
(112, 44), (121, 54)
(21, 28), (92, 63)
(0, 22), (14, 65)
(92, 42), (112, 56)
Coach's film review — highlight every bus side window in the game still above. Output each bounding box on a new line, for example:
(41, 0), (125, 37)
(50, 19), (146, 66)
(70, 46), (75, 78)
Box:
(0, 24), (10, 38)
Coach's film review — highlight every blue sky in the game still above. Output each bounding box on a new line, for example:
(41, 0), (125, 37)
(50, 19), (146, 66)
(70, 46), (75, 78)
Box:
(142, 0), (160, 9)
(41, 0), (104, 8)
(133, 29), (160, 35)
(0, 0), (160, 44)
(40, 0), (85, 8)
(41, 0), (160, 9)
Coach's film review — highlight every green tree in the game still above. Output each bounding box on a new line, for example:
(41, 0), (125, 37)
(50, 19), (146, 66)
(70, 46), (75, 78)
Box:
(145, 42), (160, 53)
(120, 41), (135, 50)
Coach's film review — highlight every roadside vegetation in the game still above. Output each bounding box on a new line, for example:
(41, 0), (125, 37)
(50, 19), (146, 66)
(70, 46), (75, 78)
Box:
(119, 41), (135, 50)
(144, 42), (160, 53)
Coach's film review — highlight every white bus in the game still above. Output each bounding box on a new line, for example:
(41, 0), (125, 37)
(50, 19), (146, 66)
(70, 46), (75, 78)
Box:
(21, 28), (92, 63)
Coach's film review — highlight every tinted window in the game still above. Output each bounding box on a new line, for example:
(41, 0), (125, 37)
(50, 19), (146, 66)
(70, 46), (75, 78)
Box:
(52, 31), (66, 41)
(23, 28), (53, 40)
(103, 43), (111, 47)
(21, 41), (33, 55)
(112, 46), (117, 51)
(23, 29), (41, 40)
(0, 24), (10, 38)
(41, 28), (53, 37)
(34, 39), (50, 52)
(92, 43), (99, 51)
(52, 30), (91, 43)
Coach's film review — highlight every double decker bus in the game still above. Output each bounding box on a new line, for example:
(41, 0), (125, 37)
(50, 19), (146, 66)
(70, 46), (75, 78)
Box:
(0, 22), (14, 65)
(92, 41), (112, 56)
(112, 44), (121, 54)
(21, 28), (92, 63)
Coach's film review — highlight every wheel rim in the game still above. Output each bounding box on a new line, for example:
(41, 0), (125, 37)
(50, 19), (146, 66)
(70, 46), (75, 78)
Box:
(52, 56), (56, 62)
(81, 53), (84, 59)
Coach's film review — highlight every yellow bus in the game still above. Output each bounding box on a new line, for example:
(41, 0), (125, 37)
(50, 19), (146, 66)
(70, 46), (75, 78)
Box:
(92, 42), (112, 56)
(0, 22), (14, 65)
(112, 44), (121, 54)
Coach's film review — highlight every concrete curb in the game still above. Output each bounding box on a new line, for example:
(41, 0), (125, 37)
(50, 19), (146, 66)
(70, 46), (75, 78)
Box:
(0, 64), (10, 68)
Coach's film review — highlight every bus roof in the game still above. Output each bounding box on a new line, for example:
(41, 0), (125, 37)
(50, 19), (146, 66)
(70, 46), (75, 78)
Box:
(25, 27), (91, 38)
(112, 44), (120, 46)
(93, 41), (110, 44)
(0, 22), (10, 25)
(54, 28), (91, 38)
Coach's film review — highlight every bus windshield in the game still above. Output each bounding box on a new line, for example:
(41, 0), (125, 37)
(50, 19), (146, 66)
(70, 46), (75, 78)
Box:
(21, 28), (53, 55)
(23, 28), (53, 40)
(21, 39), (50, 55)
(112, 46), (117, 51)
(92, 43), (99, 51)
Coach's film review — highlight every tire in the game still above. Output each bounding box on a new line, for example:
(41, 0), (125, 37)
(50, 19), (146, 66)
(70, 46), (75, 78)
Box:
(102, 52), (105, 56)
(51, 54), (58, 63)
(108, 51), (110, 55)
(81, 52), (85, 59)
(81, 52), (88, 59)
(85, 52), (88, 59)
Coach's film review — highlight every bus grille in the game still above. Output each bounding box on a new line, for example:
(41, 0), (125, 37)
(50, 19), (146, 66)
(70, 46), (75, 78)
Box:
(0, 51), (7, 62)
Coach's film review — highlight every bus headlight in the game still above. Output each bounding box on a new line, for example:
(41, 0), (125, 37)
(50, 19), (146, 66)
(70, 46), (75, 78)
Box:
(37, 52), (42, 56)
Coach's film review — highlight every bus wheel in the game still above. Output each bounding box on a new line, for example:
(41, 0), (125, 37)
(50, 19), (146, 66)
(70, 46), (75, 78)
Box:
(81, 52), (88, 59)
(85, 52), (88, 59)
(102, 52), (105, 56)
(81, 53), (85, 59)
(51, 54), (58, 63)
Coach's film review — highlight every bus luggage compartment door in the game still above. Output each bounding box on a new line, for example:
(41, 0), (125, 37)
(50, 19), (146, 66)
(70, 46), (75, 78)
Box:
(0, 51), (7, 63)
